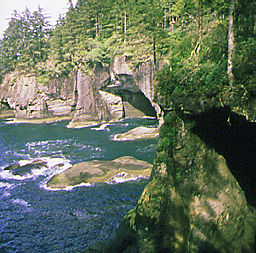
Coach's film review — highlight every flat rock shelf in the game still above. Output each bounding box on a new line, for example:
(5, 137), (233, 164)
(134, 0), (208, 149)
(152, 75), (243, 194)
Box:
(47, 156), (153, 189)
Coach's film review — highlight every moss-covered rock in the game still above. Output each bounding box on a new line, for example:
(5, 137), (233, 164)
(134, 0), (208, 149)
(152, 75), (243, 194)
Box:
(47, 156), (152, 189)
(91, 110), (256, 253)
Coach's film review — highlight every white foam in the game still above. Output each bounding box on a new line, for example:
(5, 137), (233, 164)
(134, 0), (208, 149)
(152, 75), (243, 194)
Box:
(0, 169), (34, 181)
(0, 157), (72, 181)
(42, 182), (92, 192)
(12, 198), (31, 207)
(91, 123), (110, 131)
(2, 191), (11, 198)
(111, 134), (125, 141)
(108, 172), (149, 184)
(64, 182), (93, 191)
(0, 182), (14, 189)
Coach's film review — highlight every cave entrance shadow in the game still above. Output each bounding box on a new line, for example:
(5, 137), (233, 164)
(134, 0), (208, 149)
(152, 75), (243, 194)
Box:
(190, 107), (256, 206)
(101, 74), (157, 118)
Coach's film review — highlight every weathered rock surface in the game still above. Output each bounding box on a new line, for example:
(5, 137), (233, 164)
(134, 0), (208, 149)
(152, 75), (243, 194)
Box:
(1, 57), (159, 128)
(67, 64), (112, 128)
(100, 74), (157, 118)
(110, 55), (164, 118)
(85, 109), (256, 252)
(47, 156), (152, 189)
(0, 70), (77, 120)
(99, 90), (124, 121)
(113, 127), (159, 141)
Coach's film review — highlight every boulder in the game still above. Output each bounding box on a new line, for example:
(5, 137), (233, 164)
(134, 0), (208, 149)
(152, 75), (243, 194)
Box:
(47, 156), (152, 189)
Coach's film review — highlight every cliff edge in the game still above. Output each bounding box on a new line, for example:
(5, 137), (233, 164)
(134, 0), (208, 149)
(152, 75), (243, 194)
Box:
(0, 56), (159, 128)
(85, 84), (256, 252)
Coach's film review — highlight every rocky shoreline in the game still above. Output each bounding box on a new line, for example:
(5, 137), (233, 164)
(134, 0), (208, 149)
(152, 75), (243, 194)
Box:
(0, 56), (161, 129)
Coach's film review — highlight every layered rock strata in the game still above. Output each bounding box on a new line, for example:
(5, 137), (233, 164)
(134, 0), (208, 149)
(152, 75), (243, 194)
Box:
(0, 56), (159, 128)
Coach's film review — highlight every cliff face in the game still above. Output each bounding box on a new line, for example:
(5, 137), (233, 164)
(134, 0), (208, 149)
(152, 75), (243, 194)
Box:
(93, 91), (256, 252)
(0, 71), (77, 119)
(0, 57), (158, 126)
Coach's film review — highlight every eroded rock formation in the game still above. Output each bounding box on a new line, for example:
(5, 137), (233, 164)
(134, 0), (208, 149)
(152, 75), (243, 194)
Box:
(0, 70), (77, 120)
(85, 86), (256, 252)
(0, 56), (159, 127)
(87, 108), (255, 253)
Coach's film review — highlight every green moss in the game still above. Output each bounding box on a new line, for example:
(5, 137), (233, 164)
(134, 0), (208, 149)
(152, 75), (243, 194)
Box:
(155, 113), (178, 166)
(137, 178), (166, 223)
(123, 208), (137, 231)
(48, 175), (60, 185)
(35, 74), (51, 85)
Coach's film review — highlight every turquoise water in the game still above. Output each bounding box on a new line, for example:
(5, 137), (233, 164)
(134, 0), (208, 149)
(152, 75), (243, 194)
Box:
(0, 118), (158, 252)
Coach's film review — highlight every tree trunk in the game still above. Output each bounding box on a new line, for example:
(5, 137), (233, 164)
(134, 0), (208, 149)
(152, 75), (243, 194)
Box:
(164, 7), (167, 30)
(227, 0), (236, 87)
(95, 14), (98, 37)
(198, 0), (203, 51)
(153, 36), (157, 68)
(124, 10), (127, 39)
(68, 0), (73, 10)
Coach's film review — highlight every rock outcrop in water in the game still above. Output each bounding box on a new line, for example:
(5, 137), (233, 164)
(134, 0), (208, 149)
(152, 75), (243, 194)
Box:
(0, 57), (159, 128)
(113, 127), (159, 141)
(47, 156), (152, 189)
(4, 160), (48, 177)
(85, 87), (256, 252)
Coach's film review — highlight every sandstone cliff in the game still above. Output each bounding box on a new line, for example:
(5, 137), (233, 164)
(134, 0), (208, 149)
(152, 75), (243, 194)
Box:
(0, 70), (77, 120)
(0, 56), (159, 127)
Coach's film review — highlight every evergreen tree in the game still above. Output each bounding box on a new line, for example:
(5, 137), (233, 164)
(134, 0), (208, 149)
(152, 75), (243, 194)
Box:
(0, 0), (254, 95)
(0, 7), (51, 75)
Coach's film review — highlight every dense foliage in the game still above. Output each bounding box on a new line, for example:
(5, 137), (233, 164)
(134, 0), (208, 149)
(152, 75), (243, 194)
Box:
(0, 0), (255, 95)
(0, 7), (51, 76)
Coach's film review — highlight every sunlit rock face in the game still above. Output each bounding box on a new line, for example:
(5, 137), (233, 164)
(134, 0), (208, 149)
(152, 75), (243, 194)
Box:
(110, 55), (163, 118)
(67, 64), (112, 128)
(0, 70), (77, 120)
(0, 56), (159, 126)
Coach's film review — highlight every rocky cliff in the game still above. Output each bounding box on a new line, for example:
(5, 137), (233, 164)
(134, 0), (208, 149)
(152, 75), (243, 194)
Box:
(0, 56), (159, 127)
(85, 86), (256, 252)
(0, 70), (77, 120)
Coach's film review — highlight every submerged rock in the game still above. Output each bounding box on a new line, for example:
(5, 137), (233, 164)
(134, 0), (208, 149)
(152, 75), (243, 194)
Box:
(47, 156), (152, 189)
(4, 160), (47, 176)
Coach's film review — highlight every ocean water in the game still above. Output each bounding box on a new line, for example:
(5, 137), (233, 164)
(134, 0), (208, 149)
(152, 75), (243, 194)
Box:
(0, 118), (158, 252)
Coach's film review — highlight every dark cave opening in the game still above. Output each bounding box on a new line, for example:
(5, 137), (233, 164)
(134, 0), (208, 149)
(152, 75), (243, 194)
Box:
(191, 107), (256, 206)
(101, 74), (157, 118)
